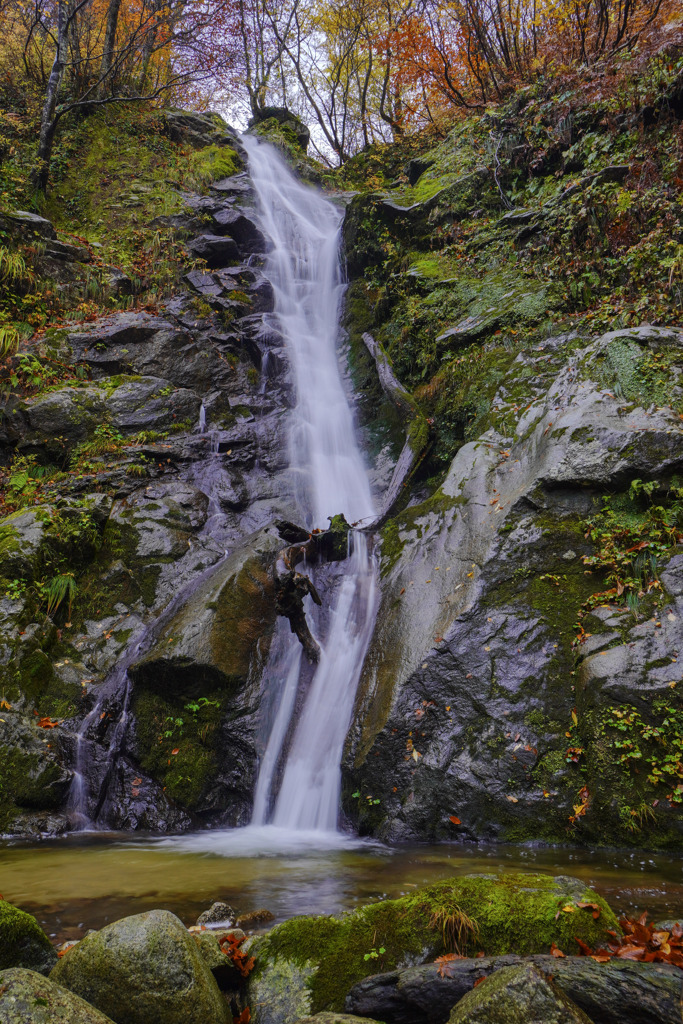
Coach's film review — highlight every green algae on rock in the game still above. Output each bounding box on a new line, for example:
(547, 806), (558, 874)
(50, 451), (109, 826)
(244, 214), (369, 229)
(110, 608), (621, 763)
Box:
(247, 874), (619, 1024)
(0, 968), (115, 1024)
(448, 962), (593, 1024)
(51, 909), (230, 1024)
(0, 901), (57, 976)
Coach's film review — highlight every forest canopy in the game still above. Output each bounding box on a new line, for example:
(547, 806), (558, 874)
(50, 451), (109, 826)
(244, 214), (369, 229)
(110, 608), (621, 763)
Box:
(0, 0), (679, 177)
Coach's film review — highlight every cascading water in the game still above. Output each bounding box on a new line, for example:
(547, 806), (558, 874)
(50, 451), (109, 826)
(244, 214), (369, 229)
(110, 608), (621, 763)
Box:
(241, 135), (378, 834)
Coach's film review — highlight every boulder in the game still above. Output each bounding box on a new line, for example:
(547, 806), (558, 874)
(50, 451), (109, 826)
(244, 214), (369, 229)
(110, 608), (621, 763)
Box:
(246, 874), (618, 1024)
(187, 234), (240, 267)
(448, 963), (593, 1023)
(0, 968), (115, 1023)
(295, 1017), (381, 1024)
(50, 909), (230, 1024)
(345, 955), (681, 1024)
(0, 902), (56, 975)
(212, 209), (267, 254)
(247, 107), (310, 151)
(5, 211), (56, 239)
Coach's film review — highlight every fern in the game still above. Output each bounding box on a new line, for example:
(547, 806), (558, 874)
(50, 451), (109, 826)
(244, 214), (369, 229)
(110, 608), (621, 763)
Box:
(44, 573), (77, 621)
(0, 325), (19, 359)
(0, 246), (30, 284)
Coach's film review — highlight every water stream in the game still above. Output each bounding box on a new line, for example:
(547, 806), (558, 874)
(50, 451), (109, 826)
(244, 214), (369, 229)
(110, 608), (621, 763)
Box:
(241, 136), (378, 834)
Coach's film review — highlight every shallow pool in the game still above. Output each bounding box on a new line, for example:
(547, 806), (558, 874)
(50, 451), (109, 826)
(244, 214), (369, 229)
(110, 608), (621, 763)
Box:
(2, 825), (682, 943)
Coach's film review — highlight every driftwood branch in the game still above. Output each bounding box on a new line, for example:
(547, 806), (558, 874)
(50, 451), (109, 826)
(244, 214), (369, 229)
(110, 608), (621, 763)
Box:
(362, 332), (430, 527)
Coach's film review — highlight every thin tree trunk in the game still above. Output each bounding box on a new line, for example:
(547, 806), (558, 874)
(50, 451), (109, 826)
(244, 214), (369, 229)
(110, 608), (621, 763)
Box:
(99, 0), (123, 94)
(33, 0), (67, 192)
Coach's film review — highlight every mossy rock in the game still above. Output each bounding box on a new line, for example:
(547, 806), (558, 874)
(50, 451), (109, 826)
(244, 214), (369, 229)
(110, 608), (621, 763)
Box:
(0, 901), (57, 976)
(0, 967), (116, 1023)
(51, 909), (230, 1024)
(247, 874), (620, 1023)
(448, 962), (593, 1024)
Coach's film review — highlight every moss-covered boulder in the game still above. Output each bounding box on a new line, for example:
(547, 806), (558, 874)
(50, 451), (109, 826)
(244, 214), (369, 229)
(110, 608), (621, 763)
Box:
(0, 968), (115, 1023)
(294, 1017), (382, 1024)
(51, 909), (230, 1024)
(0, 901), (56, 976)
(448, 962), (593, 1024)
(247, 874), (619, 1024)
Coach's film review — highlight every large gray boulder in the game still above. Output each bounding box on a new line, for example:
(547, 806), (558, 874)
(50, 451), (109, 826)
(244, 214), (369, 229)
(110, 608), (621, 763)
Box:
(0, 968), (115, 1023)
(0, 902), (57, 975)
(50, 909), (230, 1024)
(346, 955), (682, 1024)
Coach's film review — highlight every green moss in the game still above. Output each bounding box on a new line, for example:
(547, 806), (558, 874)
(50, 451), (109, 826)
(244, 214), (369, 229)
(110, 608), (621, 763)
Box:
(0, 899), (56, 974)
(131, 688), (226, 809)
(250, 874), (620, 1014)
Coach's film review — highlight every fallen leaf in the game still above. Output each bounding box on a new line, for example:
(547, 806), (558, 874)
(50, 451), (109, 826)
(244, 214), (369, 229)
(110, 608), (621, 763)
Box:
(449, 815), (461, 825)
(171, 748), (180, 755)
(550, 943), (566, 958)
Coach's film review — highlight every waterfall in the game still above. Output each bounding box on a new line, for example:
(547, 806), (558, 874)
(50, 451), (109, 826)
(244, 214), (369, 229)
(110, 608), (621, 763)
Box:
(242, 136), (378, 833)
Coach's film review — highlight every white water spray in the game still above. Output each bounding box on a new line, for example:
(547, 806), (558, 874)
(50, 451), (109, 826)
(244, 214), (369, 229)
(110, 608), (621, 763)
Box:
(242, 136), (378, 834)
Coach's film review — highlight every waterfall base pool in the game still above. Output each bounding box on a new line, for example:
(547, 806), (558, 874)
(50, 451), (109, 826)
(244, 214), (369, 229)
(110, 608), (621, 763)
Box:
(2, 833), (682, 944)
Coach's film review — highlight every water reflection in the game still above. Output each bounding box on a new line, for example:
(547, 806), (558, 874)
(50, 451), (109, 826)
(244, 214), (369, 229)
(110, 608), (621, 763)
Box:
(1, 834), (682, 943)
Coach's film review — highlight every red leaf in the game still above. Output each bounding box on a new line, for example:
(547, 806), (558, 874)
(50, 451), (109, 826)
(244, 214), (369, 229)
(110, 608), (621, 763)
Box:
(473, 976), (487, 988)
(449, 815), (461, 825)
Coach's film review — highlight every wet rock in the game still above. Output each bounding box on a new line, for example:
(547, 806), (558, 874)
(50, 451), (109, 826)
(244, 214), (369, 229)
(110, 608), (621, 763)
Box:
(212, 209), (267, 254)
(4, 210), (56, 239)
(295, 1017), (380, 1024)
(235, 909), (274, 930)
(448, 962), (593, 1024)
(105, 376), (200, 434)
(197, 903), (237, 926)
(44, 239), (91, 263)
(0, 902), (57, 975)
(163, 109), (237, 150)
(346, 326), (683, 846)
(0, 711), (72, 835)
(0, 509), (46, 582)
(193, 929), (244, 988)
(51, 909), (230, 1024)
(187, 234), (240, 266)
(0, 968), (115, 1023)
(346, 956), (680, 1024)
(248, 107), (310, 152)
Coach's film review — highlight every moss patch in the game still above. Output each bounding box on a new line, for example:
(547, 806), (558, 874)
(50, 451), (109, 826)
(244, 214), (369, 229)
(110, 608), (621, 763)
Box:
(0, 899), (57, 974)
(250, 873), (620, 1014)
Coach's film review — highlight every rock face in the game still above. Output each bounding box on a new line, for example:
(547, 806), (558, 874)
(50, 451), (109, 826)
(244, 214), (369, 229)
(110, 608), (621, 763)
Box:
(344, 325), (683, 849)
(447, 963), (593, 1024)
(346, 956), (681, 1024)
(0, 129), (306, 836)
(0, 968), (116, 1023)
(246, 874), (618, 1024)
(0, 902), (57, 975)
(51, 909), (230, 1024)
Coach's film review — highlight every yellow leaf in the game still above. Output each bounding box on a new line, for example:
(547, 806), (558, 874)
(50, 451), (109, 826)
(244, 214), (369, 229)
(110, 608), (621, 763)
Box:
(562, 905), (575, 913)
(412, 749), (420, 761)
(506, 795), (518, 803)
(571, 710), (578, 726)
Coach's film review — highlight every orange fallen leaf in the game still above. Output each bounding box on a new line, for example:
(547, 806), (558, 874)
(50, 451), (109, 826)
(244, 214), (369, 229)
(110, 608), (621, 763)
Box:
(171, 748), (180, 755)
(550, 943), (566, 958)
(449, 815), (461, 825)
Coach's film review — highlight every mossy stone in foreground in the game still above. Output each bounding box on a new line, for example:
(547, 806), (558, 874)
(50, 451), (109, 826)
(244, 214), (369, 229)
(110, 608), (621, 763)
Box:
(0, 901), (56, 975)
(295, 1016), (384, 1024)
(51, 909), (230, 1024)
(448, 962), (593, 1024)
(248, 874), (620, 1022)
(0, 968), (115, 1023)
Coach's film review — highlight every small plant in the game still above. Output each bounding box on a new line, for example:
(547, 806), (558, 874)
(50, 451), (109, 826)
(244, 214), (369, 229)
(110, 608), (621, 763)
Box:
(363, 946), (386, 961)
(164, 716), (184, 739)
(43, 572), (77, 622)
(4, 578), (26, 600)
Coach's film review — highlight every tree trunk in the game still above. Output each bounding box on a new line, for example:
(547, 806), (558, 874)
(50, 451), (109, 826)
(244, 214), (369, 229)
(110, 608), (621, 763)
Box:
(33, 0), (67, 192)
(99, 0), (123, 95)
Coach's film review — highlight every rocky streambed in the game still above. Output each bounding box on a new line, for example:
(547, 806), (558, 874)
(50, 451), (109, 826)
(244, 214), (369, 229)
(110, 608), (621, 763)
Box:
(1, 872), (681, 1024)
